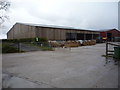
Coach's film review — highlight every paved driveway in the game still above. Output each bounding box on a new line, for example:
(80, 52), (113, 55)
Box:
(2, 43), (118, 88)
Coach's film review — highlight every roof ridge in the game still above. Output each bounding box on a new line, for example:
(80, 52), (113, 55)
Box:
(15, 22), (98, 31)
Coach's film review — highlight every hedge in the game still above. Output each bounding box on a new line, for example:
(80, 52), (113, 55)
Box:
(2, 43), (19, 53)
(2, 37), (48, 43)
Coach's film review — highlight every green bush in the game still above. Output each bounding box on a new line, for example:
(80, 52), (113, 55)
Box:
(2, 43), (19, 53)
(18, 38), (35, 42)
(2, 39), (18, 43)
(2, 37), (48, 43)
(38, 38), (48, 42)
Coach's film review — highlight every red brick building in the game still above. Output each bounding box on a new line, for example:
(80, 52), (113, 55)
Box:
(100, 29), (120, 42)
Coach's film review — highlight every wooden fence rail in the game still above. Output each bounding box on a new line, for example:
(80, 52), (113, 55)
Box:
(106, 42), (120, 56)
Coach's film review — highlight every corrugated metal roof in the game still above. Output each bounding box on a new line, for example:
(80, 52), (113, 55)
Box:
(16, 22), (99, 32)
(98, 29), (119, 32)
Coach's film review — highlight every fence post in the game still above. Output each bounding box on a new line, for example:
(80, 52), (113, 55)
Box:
(17, 40), (20, 52)
(106, 42), (108, 56)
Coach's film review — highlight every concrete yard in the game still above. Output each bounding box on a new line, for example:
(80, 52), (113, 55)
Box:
(2, 43), (118, 88)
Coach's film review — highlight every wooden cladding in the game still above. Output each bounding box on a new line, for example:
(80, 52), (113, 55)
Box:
(7, 23), (100, 40)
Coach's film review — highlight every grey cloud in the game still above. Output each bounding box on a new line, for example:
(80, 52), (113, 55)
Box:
(0, 0), (118, 39)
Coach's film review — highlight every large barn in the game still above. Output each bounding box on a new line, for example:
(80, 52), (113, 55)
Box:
(7, 23), (100, 41)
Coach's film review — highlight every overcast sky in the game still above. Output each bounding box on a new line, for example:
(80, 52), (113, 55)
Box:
(0, 0), (119, 39)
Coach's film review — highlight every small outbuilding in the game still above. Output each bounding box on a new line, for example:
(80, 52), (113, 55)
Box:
(100, 29), (120, 42)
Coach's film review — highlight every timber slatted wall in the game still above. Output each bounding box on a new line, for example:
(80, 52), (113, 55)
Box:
(7, 24), (36, 39)
(7, 23), (100, 40)
(37, 27), (67, 40)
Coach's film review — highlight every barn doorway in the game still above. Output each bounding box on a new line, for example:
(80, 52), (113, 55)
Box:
(107, 33), (112, 41)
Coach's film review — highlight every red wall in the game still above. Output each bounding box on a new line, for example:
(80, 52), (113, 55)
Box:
(100, 32), (107, 37)
(100, 29), (120, 38)
(107, 29), (120, 37)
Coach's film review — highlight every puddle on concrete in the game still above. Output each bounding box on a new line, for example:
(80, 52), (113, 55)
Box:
(104, 57), (119, 66)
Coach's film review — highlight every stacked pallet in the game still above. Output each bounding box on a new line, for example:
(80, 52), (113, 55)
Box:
(64, 41), (81, 47)
(91, 40), (96, 45)
(82, 40), (88, 46)
(49, 40), (96, 47)
(88, 40), (96, 45)
(49, 41), (66, 47)
(82, 40), (96, 46)
(49, 41), (61, 47)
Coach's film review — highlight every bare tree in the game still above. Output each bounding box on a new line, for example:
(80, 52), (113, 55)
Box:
(0, 0), (10, 25)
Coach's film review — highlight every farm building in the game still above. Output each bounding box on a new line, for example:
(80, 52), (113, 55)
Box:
(100, 29), (120, 42)
(7, 23), (100, 41)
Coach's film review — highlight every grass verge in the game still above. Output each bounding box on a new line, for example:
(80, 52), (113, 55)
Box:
(29, 42), (54, 51)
